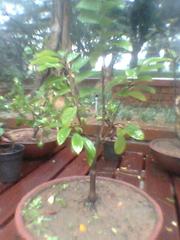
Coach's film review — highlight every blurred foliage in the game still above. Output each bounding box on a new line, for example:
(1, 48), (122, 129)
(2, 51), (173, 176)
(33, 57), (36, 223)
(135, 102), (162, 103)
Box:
(0, 0), (179, 85)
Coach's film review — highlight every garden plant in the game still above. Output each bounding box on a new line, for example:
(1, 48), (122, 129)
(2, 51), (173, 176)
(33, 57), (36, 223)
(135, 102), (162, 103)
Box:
(14, 0), (168, 239)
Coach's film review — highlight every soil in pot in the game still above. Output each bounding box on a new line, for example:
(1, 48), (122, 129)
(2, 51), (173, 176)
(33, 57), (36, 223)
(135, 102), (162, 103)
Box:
(5, 128), (57, 159)
(0, 143), (24, 183)
(15, 177), (163, 240)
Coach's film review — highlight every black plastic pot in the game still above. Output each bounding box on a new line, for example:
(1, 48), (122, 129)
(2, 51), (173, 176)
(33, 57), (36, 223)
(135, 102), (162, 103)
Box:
(103, 141), (120, 161)
(0, 143), (24, 183)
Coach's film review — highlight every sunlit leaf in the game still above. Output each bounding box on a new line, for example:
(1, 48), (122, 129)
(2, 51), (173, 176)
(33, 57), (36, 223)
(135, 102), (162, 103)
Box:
(124, 124), (144, 140)
(142, 57), (171, 65)
(61, 107), (77, 126)
(72, 57), (89, 72)
(75, 70), (94, 83)
(138, 86), (156, 94)
(67, 52), (80, 63)
(76, 0), (101, 11)
(113, 40), (132, 52)
(57, 127), (71, 145)
(128, 91), (146, 101)
(79, 87), (97, 98)
(114, 135), (126, 155)
(125, 68), (137, 79)
(83, 137), (96, 166)
(0, 128), (4, 137)
(71, 133), (84, 154)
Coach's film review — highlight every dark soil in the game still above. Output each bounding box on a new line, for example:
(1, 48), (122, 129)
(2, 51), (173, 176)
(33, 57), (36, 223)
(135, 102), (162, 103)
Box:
(151, 138), (180, 159)
(22, 178), (158, 240)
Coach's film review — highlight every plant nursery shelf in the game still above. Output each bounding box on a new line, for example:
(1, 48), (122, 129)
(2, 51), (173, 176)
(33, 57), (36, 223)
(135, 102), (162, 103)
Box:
(0, 142), (180, 240)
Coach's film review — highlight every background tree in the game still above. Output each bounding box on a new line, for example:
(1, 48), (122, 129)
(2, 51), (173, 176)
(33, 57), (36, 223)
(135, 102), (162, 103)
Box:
(0, 0), (180, 85)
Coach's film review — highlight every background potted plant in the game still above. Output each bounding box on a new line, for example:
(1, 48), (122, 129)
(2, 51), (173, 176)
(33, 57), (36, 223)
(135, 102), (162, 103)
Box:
(0, 122), (24, 183)
(0, 78), (58, 159)
(15, 0), (165, 239)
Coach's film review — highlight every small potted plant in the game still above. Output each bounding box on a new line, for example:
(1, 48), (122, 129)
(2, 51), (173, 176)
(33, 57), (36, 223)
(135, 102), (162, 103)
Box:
(0, 123), (24, 183)
(0, 79), (58, 159)
(15, 1), (165, 239)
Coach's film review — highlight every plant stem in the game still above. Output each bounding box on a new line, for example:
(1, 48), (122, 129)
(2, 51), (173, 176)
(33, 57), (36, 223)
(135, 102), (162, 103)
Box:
(32, 127), (40, 139)
(88, 57), (106, 204)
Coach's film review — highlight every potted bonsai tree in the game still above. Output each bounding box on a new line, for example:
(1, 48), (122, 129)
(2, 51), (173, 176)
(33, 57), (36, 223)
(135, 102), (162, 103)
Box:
(0, 78), (58, 159)
(0, 122), (24, 183)
(15, 0), (165, 239)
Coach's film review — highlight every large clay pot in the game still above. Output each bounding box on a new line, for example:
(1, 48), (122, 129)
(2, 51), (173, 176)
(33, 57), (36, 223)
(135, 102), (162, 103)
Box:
(4, 128), (57, 160)
(15, 176), (163, 240)
(150, 138), (180, 175)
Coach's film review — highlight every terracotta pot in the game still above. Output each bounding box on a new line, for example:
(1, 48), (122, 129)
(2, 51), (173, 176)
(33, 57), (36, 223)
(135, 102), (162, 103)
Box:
(4, 128), (57, 159)
(15, 176), (163, 240)
(150, 138), (180, 175)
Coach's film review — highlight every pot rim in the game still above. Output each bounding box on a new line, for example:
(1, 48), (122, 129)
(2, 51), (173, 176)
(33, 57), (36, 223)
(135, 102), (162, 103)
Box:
(149, 138), (180, 159)
(6, 128), (57, 144)
(15, 176), (163, 240)
(0, 143), (24, 156)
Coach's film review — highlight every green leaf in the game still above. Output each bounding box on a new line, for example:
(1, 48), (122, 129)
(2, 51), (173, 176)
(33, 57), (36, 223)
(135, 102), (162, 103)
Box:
(83, 137), (96, 166)
(114, 135), (126, 155)
(55, 85), (71, 96)
(113, 40), (132, 52)
(78, 11), (100, 25)
(107, 74), (127, 89)
(128, 91), (146, 101)
(79, 87), (97, 98)
(139, 86), (156, 94)
(32, 56), (60, 65)
(124, 124), (144, 140)
(57, 128), (71, 145)
(76, 0), (101, 11)
(75, 70), (94, 83)
(0, 128), (4, 137)
(138, 64), (163, 73)
(71, 133), (84, 154)
(116, 128), (126, 137)
(34, 50), (58, 58)
(72, 57), (89, 73)
(142, 57), (171, 65)
(67, 52), (80, 63)
(125, 68), (137, 79)
(61, 107), (77, 126)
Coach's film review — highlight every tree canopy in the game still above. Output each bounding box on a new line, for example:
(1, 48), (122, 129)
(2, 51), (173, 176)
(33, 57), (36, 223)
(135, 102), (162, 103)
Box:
(0, 0), (179, 84)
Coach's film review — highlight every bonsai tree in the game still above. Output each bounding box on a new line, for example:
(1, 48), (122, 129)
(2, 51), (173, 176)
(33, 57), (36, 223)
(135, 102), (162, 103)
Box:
(0, 78), (60, 146)
(14, 1), (168, 239)
(27, 0), (171, 206)
(31, 49), (167, 206)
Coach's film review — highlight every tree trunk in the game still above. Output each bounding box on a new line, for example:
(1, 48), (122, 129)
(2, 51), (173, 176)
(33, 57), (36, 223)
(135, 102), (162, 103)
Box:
(130, 38), (142, 68)
(34, 0), (72, 89)
(130, 49), (139, 68)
